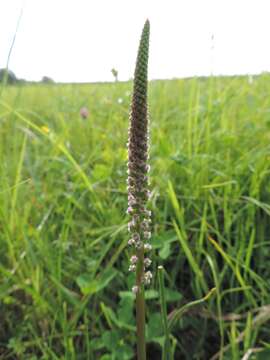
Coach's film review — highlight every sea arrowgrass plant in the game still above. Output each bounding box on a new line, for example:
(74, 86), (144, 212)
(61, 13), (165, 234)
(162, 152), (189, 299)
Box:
(127, 19), (151, 360)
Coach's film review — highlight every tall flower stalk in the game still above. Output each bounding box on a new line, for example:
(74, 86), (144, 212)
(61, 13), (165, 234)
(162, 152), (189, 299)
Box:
(127, 19), (151, 360)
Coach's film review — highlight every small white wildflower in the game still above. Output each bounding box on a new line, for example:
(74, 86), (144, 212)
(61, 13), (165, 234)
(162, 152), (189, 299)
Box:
(128, 220), (135, 232)
(130, 255), (138, 264)
(141, 220), (149, 231)
(143, 231), (151, 240)
(144, 271), (152, 285)
(128, 199), (137, 207)
(135, 241), (143, 249)
(134, 233), (140, 241)
(132, 285), (139, 294)
(133, 214), (140, 223)
(126, 206), (133, 215)
(118, 97), (123, 104)
(129, 264), (136, 272)
(144, 258), (151, 267)
(128, 194), (135, 201)
(128, 238), (135, 246)
(143, 209), (151, 217)
(144, 243), (152, 251)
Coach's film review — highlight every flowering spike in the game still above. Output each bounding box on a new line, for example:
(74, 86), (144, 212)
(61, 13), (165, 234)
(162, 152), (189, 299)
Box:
(127, 19), (151, 360)
(127, 19), (151, 292)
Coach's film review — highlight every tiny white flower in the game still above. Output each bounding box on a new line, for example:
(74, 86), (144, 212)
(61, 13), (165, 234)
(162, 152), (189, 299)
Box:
(128, 220), (135, 232)
(126, 206), (133, 215)
(128, 192), (135, 200)
(130, 255), (138, 264)
(134, 233), (140, 240)
(144, 271), (152, 285)
(141, 220), (149, 231)
(132, 285), (139, 294)
(143, 231), (151, 239)
(128, 199), (137, 206)
(144, 258), (151, 267)
(129, 264), (136, 272)
(128, 238), (135, 246)
(135, 241), (143, 249)
(143, 209), (151, 217)
(144, 243), (152, 251)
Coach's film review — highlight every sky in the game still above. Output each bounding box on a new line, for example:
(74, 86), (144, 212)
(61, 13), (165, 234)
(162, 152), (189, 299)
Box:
(0, 0), (270, 83)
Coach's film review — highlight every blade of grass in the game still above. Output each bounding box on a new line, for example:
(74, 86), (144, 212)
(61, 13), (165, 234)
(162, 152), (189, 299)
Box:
(158, 266), (172, 360)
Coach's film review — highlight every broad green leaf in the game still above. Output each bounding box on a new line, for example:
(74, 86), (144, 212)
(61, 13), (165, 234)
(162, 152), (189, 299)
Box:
(159, 242), (171, 259)
(76, 268), (117, 295)
(114, 344), (133, 360)
(101, 302), (136, 331)
(146, 313), (163, 342)
(117, 297), (135, 326)
(102, 331), (133, 360)
(145, 290), (159, 299)
(102, 330), (121, 351)
(165, 289), (182, 302)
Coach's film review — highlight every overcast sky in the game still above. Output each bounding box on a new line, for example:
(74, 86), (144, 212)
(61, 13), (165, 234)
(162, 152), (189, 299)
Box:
(1, 0), (270, 83)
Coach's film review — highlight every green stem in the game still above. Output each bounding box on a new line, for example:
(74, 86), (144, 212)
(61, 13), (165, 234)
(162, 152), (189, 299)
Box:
(136, 288), (146, 359)
(136, 247), (146, 360)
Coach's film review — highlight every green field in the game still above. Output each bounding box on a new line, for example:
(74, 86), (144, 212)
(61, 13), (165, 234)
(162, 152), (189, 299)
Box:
(1, 74), (270, 359)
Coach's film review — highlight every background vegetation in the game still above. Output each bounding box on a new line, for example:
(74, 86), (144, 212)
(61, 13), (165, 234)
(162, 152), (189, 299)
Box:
(1, 74), (270, 359)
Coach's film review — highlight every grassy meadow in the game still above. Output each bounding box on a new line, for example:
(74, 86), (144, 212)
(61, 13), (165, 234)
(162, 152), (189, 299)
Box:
(1, 74), (270, 359)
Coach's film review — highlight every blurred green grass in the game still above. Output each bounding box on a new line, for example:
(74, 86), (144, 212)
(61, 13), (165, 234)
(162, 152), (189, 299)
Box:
(1, 74), (270, 359)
